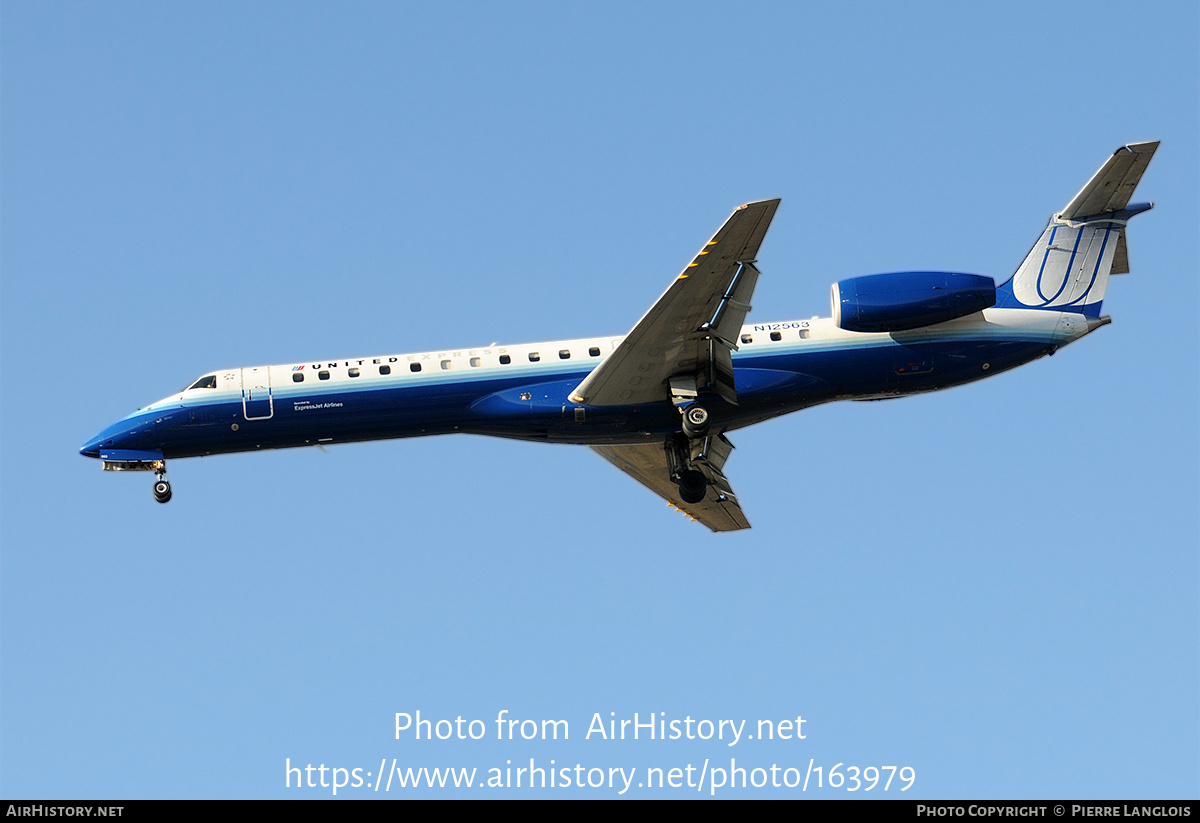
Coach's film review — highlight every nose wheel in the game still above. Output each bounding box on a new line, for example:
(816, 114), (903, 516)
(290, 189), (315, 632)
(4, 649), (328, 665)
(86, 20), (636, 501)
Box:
(152, 466), (172, 503)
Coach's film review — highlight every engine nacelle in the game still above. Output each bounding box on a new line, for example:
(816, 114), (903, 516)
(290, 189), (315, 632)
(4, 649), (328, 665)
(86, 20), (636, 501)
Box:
(832, 271), (996, 333)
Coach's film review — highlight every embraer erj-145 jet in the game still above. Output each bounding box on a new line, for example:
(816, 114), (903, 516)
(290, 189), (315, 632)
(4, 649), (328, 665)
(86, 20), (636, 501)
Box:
(82, 142), (1158, 530)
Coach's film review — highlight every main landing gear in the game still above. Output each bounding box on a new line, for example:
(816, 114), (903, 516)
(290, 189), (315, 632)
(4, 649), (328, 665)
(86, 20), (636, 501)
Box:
(677, 468), (708, 505)
(669, 401), (714, 505)
(152, 464), (172, 504)
(681, 402), (711, 439)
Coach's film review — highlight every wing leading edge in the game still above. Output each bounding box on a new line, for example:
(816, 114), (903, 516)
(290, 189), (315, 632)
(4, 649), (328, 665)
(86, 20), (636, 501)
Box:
(570, 199), (781, 408)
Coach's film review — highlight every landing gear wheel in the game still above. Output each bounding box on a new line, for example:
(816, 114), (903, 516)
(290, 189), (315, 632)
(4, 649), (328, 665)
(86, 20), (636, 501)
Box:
(681, 403), (710, 439)
(677, 469), (708, 505)
(153, 479), (172, 504)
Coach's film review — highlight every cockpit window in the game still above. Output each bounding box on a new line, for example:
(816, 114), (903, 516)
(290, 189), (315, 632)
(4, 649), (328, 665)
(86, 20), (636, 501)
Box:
(188, 375), (217, 390)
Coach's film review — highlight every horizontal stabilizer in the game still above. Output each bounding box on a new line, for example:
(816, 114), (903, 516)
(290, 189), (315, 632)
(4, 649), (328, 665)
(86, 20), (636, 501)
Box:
(1060, 141), (1159, 219)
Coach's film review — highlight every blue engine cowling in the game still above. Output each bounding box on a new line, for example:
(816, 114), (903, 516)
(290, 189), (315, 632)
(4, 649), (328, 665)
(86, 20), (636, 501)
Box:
(832, 271), (996, 333)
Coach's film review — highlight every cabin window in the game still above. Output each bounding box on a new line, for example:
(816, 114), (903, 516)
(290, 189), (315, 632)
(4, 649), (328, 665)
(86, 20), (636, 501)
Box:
(469, 357), (481, 367)
(529, 352), (540, 362)
(500, 354), (511, 365)
(740, 334), (753, 344)
(379, 365), (391, 375)
(559, 349), (571, 359)
(292, 373), (305, 383)
(798, 329), (810, 340)
(440, 360), (452, 370)
(348, 367), (360, 377)
(770, 331), (782, 342)
(410, 363), (422, 373)
(189, 375), (217, 390)
(318, 370), (330, 380)
(589, 346), (601, 356)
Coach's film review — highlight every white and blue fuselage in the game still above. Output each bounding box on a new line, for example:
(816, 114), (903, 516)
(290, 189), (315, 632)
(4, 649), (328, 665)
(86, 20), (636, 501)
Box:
(79, 309), (1092, 458)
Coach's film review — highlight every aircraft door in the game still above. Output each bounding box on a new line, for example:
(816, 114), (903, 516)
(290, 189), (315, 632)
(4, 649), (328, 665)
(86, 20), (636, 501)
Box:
(241, 367), (274, 420)
(889, 342), (936, 386)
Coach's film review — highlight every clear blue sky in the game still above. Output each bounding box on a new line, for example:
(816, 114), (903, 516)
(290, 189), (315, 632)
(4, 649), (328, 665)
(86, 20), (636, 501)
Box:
(2, 1), (1196, 799)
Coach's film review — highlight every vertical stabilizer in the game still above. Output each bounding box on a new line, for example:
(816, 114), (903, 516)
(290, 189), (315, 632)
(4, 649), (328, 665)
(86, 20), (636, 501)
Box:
(996, 142), (1157, 315)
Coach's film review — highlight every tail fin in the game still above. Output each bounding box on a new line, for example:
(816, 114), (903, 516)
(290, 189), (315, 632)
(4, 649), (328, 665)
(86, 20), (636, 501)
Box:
(996, 141), (1158, 316)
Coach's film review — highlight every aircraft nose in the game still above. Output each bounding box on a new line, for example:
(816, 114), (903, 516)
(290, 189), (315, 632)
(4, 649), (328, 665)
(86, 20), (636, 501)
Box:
(80, 435), (104, 458)
(80, 418), (133, 458)
(80, 411), (160, 459)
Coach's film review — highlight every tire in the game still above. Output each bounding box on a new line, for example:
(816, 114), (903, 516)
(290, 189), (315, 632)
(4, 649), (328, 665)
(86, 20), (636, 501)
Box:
(681, 403), (710, 439)
(153, 480), (172, 503)
(677, 469), (707, 505)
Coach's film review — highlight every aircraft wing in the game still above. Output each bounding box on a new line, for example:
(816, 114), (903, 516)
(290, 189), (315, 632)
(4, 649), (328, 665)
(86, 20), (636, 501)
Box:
(591, 434), (750, 532)
(570, 199), (781, 408)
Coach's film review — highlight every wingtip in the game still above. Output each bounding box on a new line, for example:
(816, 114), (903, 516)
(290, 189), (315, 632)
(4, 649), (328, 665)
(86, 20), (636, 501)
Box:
(740, 197), (782, 209)
(1120, 140), (1160, 155)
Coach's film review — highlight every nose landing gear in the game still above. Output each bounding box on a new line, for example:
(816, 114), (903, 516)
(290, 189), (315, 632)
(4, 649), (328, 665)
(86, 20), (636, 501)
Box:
(152, 465), (172, 504)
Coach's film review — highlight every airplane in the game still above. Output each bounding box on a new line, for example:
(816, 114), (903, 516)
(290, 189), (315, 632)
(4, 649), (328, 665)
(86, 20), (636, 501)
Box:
(80, 141), (1158, 531)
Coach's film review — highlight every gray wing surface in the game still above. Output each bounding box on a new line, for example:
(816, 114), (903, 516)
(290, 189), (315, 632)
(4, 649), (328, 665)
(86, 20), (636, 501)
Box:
(570, 199), (780, 408)
(591, 434), (750, 532)
(1060, 141), (1159, 220)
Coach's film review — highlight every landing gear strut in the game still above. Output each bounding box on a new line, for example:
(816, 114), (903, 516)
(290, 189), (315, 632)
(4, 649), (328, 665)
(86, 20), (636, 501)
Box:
(152, 464), (172, 504)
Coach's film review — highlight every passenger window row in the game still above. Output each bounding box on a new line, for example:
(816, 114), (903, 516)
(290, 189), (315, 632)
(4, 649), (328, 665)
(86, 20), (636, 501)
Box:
(739, 329), (812, 345)
(244, 329), (814, 386)
(288, 346), (606, 382)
